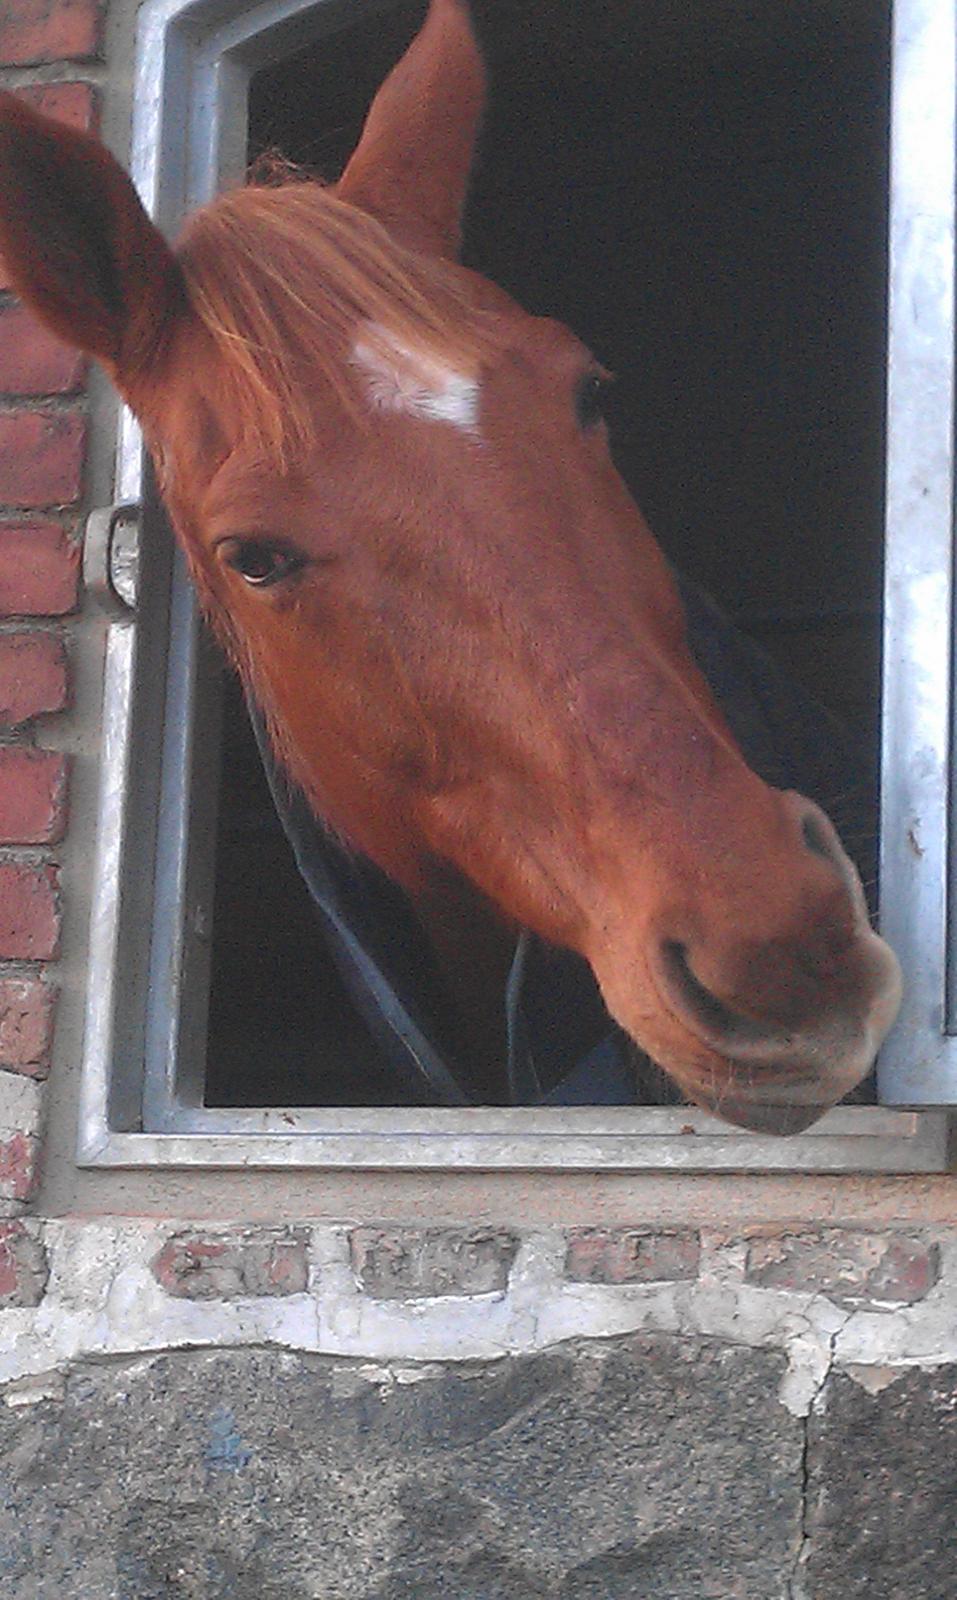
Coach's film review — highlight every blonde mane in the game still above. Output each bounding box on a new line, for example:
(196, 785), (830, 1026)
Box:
(176, 177), (496, 465)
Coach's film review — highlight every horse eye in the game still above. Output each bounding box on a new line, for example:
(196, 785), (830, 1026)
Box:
(222, 539), (305, 588)
(575, 371), (612, 431)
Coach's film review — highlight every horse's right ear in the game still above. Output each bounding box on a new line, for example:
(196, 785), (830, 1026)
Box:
(0, 92), (184, 383)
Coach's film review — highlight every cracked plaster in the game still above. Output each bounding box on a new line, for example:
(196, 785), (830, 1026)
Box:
(0, 1071), (43, 1138)
(1, 1222), (955, 1417)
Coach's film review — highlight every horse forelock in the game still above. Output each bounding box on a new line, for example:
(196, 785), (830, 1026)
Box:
(174, 180), (496, 466)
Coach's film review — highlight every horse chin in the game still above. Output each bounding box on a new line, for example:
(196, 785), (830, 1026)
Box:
(660, 1030), (891, 1135)
(646, 1027), (889, 1135)
(600, 981), (896, 1135)
(686, 1091), (832, 1136)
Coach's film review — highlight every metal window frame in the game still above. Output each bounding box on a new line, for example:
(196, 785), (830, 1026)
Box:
(877, 0), (957, 1106)
(76, 0), (954, 1173)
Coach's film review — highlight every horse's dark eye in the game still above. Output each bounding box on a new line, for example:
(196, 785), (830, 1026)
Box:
(222, 539), (305, 588)
(575, 371), (611, 431)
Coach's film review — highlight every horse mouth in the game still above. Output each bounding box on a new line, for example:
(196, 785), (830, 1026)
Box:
(644, 934), (902, 1135)
(657, 940), (785, 1054)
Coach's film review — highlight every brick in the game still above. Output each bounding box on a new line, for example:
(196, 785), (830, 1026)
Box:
(153, 1229), (309, 1301)
(0, 862), (59, 959)
(565, 1228), (701, 1285)
(744, 1229), (940, 1309)
(0, 411), (85, 507)
(0, 0), (101, 67)
(0, 1130), (39, 1203)
(0, 86), (98, 292)
(0, 976), (55, 1076)
(0, 525), (79, 616)
(350, 1226), (518, 1299)
(0, 302), (86, 394)
(0, 747), (68, 842)
(0, 1218), (48, 1305)
(0, 633), (69, 722)
(5, 82), (97, 132)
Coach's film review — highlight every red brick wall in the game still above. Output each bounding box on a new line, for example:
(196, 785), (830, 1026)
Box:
(0, 4), (102, 1209)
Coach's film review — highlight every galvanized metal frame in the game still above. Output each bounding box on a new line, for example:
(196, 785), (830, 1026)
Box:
(77, 0), (954, 1171)
(877, 0), (957, 1104)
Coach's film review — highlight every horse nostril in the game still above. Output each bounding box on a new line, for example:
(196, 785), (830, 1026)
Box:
(660, 940), (773, 1049)
(801, 810), (836, 864)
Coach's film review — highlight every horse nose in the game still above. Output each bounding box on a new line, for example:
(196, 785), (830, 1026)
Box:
(657, 939), (789, 1060)
(591, 781), (902, 1134)
(653, 794), (891, 1068)
(785, 791), (861, 891)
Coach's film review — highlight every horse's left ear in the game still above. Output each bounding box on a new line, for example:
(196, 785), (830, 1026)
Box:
(337, 0), (484, 259)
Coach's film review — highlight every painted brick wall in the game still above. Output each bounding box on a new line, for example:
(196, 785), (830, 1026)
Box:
(0, 6), (101, 1211)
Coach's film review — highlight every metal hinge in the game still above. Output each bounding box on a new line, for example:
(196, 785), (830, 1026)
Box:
(83, 503), (141, 617)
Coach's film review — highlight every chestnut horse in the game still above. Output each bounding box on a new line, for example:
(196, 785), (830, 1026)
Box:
(0, 0), (900, 1131)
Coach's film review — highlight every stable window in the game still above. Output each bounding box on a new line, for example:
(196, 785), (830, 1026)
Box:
(77, 0), (954, 1172)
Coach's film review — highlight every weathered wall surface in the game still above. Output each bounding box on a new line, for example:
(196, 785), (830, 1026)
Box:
(0, 3), (956, 1597)
(0, 1), (95, 1211)
(0, 1341), (815, 1599)
(3, 1218), (957, 1597)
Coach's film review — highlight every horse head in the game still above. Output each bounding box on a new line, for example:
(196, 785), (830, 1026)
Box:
(0, 0), (901, 1130)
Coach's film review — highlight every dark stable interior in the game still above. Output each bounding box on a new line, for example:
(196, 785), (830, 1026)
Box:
(204, 0), (890, 1107)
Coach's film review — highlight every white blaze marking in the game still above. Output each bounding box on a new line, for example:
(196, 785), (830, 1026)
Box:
(352, 327), (480, 433)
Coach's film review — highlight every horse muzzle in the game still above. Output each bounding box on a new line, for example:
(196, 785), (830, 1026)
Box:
(590, 793), (903, 1133)
(648, 904), (903, 1135)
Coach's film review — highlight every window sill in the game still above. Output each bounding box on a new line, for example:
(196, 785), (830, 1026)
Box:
(77, 1105), (953, 1173)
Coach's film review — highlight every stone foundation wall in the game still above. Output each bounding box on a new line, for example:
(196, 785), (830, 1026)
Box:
(2, 1219), (956, 1597)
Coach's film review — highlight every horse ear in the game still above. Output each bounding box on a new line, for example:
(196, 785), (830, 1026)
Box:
(337, 0), (484, 259)
(0, 92), (184, 383)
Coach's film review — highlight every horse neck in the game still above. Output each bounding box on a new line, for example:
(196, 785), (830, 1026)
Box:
(413, 858), (517, 1102)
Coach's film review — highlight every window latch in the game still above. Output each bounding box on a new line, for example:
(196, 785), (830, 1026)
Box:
(83, 502), (141, 617)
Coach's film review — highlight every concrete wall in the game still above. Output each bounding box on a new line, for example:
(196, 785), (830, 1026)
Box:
(0, 3), (955, 1595)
